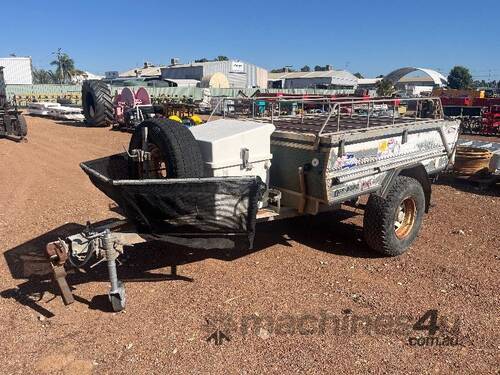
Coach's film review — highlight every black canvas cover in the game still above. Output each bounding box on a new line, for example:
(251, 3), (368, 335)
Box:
(80, 154), (265, 249)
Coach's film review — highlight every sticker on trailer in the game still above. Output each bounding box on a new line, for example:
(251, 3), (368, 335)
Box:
(377, 138), (401, 157)
(334, 153), (358, 169)
(331, 174), (385, 201)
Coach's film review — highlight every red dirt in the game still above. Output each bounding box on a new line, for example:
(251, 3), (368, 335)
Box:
(0, 116), (498, 374)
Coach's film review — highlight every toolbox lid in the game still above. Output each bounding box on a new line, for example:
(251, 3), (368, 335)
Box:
(189, 119), (275, 166)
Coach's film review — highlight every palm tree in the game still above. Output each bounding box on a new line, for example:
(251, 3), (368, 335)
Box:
(32, 68), (58, 84)
(50, 50), (79, 83)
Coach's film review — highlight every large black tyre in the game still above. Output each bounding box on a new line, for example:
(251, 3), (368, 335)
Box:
(82, 80), (113, 127)
(129, 118), (204, 178)
(363, 176), (425, 256)
(15, 115), (27, 137)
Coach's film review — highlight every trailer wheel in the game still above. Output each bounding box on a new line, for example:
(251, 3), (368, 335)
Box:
(15, 115), (27, 137)
(82, 80), (114, 127)
(363, 176), (425, 256)
(129, 118), (204, 178)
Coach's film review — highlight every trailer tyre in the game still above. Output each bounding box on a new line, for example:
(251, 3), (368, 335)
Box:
(82, 80), (114, 127)
(15, 115), (27, 137)
(129, 118), (204, 178)
(363, 176), (425, 256)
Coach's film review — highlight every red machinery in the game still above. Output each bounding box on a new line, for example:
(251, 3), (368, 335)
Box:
(440, 97), (471, 107)
(481, 105), (500, 134)
(441, 95), (500, 135)
(113, 87), (155, 129)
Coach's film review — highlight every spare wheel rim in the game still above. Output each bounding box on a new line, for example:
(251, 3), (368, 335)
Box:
(147, 143), (169, 178)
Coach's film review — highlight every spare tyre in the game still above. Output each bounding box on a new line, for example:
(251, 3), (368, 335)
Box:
(82, 80), (114, 127)
(129, 118), (204, 179)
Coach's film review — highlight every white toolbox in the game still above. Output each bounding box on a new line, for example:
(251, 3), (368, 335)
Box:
(189, 119), (275, 185)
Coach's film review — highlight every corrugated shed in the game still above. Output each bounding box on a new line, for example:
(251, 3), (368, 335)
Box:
(162, 66), (204, 80)
(161, 60), (267, 88)
(268, 69), (357, 88)
(256, 67), (268, 89)
(227, 72), (247, 88)
(384, 67), (447, 86)
(0, 57), (33, 84)
(163, 79), (200, 87)
(268, 70), (356, 80)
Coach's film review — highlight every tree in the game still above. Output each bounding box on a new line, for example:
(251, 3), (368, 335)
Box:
(300, 65), (311, 72)
(32, 68), (57, 84)
(447, 66), (472, 89)
(353, 72), (364, 79)
(376, 75), (384, 78)
(50, 50), (82, 83)
(473, 79), (497, 89)
(215, 55), (229, 61)
(376, 79), (395, 97)
(194, 58), (208, 63)
(314, 65), (329, 71)
(270, 67), (295, 73)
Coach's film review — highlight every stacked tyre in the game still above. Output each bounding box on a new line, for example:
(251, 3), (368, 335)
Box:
(82, 80), (114, 127)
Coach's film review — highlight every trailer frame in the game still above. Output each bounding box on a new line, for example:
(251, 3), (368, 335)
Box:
(46, 96), (460, 312)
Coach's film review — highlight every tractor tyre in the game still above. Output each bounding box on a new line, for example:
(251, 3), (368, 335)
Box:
(363, 176), (425, 256)
(82, 80), (114, 127)
(128, 118), (204, 179)
(15, 114), (28, 137)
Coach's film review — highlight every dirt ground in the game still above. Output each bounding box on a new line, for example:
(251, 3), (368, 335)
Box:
(0, 116), (498, 374)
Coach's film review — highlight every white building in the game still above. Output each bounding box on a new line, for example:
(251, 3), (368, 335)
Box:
(0, 57), (33, 84)
(161, 59), (268, 89)
(72, 71), (104, 83)
(268, 69), (358, 90)
(358, 67), (448, 97)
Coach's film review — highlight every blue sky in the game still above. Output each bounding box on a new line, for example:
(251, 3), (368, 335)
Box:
(1, 0), (499, 79)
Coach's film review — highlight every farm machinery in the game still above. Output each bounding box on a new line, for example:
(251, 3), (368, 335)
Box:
(440, 95), (500, 136)
(82, 80), (203, 131)
(113, 86), (158, 130)
(0, 67), (27, 142)
(481, 105), (500, 134)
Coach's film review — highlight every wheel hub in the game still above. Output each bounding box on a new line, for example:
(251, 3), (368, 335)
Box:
(394, 197), (417, 239)
(146, 143), (168, 178)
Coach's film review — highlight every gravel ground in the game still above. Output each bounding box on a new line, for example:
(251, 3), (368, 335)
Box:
(0, 116), (498, 374)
